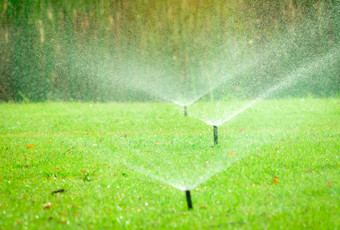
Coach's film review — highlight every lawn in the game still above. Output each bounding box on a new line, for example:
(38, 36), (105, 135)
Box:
(0, 98), (339, 229)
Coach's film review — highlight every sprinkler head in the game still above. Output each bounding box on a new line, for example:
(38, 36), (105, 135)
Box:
(213, 125), (218, 145)
(185, 190), (193, 210)
(184, 106), (188, 117)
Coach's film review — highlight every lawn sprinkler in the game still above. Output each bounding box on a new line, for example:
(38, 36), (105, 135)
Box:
(213, 125), (218, 145)
(184, 106), (188, 117)
(185, 190), (193, 210)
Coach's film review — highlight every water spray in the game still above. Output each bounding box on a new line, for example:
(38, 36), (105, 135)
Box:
(213, 125), (218, 145)
(184, 106), (188, 116)
(185, 190), (193, 210)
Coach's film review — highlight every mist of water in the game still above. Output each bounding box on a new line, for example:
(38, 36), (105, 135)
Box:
(102, 133), (274, 191)
(190, 47), (340, 127)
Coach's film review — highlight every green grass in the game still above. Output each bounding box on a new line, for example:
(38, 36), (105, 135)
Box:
(0, 98), (339, 229)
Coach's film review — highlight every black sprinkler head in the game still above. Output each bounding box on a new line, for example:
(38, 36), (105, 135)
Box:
(186, 190), (193, 210)
(213, 125), (218, 145)
(184, 106), (188, 117)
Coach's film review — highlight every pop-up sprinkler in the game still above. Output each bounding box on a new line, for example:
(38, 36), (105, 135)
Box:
(213, 125), (218, 145)
(185, 190), (193, 210)
(184, 106), (188, 117)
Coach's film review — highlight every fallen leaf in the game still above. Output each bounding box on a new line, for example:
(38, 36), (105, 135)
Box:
(1, 204), (5, 208)
(46, 142), (51, 144)
(155, 142), (162, 145)
(44, 204), (51, 209)
(51, 189), (66, 194)
(281, 139), (284, 142)
(327, 182), (332, 187)
(26, 144), (35, 148)
(17, 221), (22, 225)
(307, 170), (312, 173)
(239, 129), (245, 133)
(230, 152), (235, 157)
(272, 176), (279, 184)
(55, 168), (60, 171)
(99, 139), (102, 142)
(75, 213), (79, 217)
(80, 170), (86, 174)
(48, 217), (53, 221)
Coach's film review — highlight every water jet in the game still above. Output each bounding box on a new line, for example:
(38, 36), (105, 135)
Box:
(185, 190), (193, 210)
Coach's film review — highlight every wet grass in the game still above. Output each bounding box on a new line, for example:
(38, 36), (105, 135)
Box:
(0, 98), (339, 229)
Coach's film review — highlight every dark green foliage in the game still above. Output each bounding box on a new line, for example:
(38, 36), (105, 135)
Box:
(0, 0), (339, 102)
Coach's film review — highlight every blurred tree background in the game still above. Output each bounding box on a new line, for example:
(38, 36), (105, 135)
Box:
(0, 0), (339, 102)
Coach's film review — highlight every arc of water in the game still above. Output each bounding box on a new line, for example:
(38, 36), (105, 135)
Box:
(122, 159), (187, 191)
(195, 47), (340, 127)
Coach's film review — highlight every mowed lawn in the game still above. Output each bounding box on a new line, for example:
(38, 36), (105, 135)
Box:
(0, 98), (339, 229)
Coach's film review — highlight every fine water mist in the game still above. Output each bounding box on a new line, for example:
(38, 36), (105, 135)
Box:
(102, 132), (275, 191)
(190, 47), (340, 127)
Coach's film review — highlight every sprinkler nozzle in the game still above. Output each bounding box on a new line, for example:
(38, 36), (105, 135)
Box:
(184, 106), (188, 117)
(213, 125), (218, 145)
(185, 190), (193, 210)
